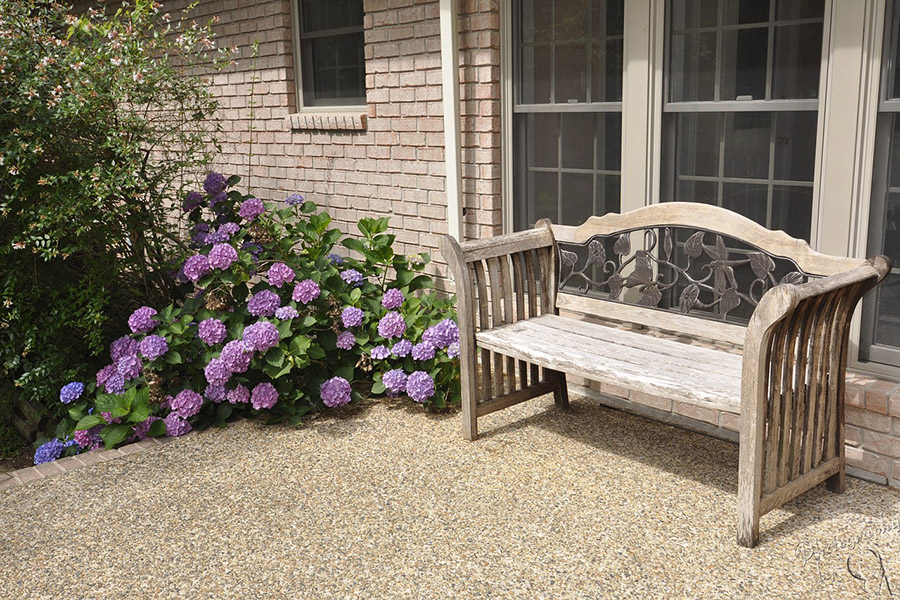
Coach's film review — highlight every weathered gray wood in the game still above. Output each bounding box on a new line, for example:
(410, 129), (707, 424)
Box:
(511, 252), (529, 390)
(759, 456), (842, 515)
(472, 260), (493, 403)
(476, 381), (558, 417)
(438, 235), (479, 441)
(557, 293), (747, 347)
(457, 228), (554, 263)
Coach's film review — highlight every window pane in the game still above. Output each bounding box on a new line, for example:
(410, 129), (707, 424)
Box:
(597, 174), (621, 215)
(555, 0), (590, 41)
(520, 45), (553, 104)
(669, 32), (717, 102)
(598, 113), (622, 169)
(560, 173), (595, 225)
(561, 113), (595, 169)
(522, 0), (554, 44)
(670, 0), (718, 30)
(776, 0), (825, 20)
(720, 27), (768, 101)
(593, 38), (624, 102)
(308, 33), (365, 100)
(302, 0), (363, 32)
(771, 185), (812, 241)
(675, 113), (719, 177)
(773, 111), (817, 181)
(555, 43), (588, 103)
(721, 183), (768, 226)
(526, 114), (559, 168)
(532, 172), (559, 223)
(723, 0), (771, 25)
(723, 112), (770, 179)
(675, 179), (719, 204)
(872, 192), (900, 348)
(772, 23), (823, 99)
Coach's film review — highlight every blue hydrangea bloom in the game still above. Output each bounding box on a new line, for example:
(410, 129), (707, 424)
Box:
(59, 382), (84, 404)
(34, 439), (64, 465)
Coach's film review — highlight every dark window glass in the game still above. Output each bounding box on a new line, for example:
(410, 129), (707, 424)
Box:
(299, 0), (365, 106)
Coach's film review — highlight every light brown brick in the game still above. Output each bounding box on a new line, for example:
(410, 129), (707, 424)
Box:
(631, 391), (673, 413)
(865, 431), (900, 458)
(846, 446), (889, 476)
(846, 406), (892, 433)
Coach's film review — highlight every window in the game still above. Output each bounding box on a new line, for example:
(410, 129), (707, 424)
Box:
(860, 0), (900, 368)
(294, 0), (365, 107)
(512, 0), (624, 230)
(661, 0), (825, 242)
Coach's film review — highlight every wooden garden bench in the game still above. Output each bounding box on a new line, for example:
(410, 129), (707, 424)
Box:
(440, 202), (891, 548)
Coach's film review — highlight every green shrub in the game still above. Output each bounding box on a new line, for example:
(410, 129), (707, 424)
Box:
(32, 175), (460, 463)
(0, 0), (231, 422)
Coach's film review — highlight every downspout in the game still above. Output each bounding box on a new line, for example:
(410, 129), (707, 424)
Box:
(439, 0), (464, 241)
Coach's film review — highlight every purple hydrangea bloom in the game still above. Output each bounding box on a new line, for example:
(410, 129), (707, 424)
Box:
(378, 312), (406, 339)
(247, 289), (280, 317)
(204, 358), (231, 386)
(164, 412), (192, 437)
(116, 354), (142, 380)
(183, 254), (210, 281)
(110, 336), (139, 362)
(238, 197), (265, 220)
(250, 382), (279, 410)
(205, 229), (229, 244)
(133, 416), (161, 441)
(101, 411), (122, 425)
(209, 191), (228, 207)
(205, 384), (227, 403)
(242, 321), (280, 353)
(341, 269), (364, 287)
(183, 190), (204, 212)
(219, 222), (240, 238)
(275, 306), (298, 320)
(97, 364), (126, 395)
(370, 345), (390, 360)
(204, 172), (227, 194)
(411, 342), (436, 361)
(447, 342), (460, 359)
(391, 339), (413, 358)
(34, 439), (64, 465)
(226, 384), (250, 404)
(208, 243), (238, 270)
(381, 369), (407, 396)
(320, 377), (352, 408)
(59, 382), (84, 404)
(382, 289), (404, 310)
(268, 262), (295, 288)
(198, 318), (227, 346)
(220, 340), (252, 373)
(341, 306), (364, 328)
(327, 253), (344, 265)
(406, 371), (435, 403)
(74, 426), (103, 450)
(292, 279), (320, 304)
(336, 330), (356, 350)
(138, 335), (168, 360)
(422, 318), (460, 350)
(170, 389), (203, 418)
(127, 306), (157, 334)
(190, 222), (210, 245)
(285, 193), (304, 206)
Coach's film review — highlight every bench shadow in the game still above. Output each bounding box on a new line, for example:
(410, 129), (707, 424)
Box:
(477, 395), (900, 542)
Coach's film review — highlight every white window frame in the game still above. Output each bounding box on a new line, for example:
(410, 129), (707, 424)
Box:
(289, 0), (366, 112)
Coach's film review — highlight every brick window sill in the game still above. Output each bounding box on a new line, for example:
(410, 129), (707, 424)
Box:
(286, 112), (367, 131)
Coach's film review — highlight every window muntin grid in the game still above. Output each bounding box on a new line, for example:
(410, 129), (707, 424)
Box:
(298, 0), (365, 107)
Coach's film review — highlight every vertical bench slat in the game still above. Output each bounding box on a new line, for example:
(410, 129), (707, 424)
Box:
(791, 296), (816, 478)
(764, 319), (788, 495)
(511, 252), (530, 391)
(487, 256), (506, 396)
(802, 295), (826, 474)
(524, 249), (540, 385)
(812, 297), (841, 468)
(499, 255), (517, 393)
(473, 260), (492, 402)
(777, 316), (801, 488)
(824, 283), (859, 462)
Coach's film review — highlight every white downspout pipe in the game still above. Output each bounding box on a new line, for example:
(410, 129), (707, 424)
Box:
(439, 0), (464, 241)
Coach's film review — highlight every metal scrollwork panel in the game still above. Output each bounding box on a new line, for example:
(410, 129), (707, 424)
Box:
(558, 227), (813, 323)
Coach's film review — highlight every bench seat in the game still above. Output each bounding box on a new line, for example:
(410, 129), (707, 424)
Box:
(476, 314), (742, 414)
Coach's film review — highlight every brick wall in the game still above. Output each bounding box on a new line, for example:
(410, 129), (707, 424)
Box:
(178, 0), (503, 292)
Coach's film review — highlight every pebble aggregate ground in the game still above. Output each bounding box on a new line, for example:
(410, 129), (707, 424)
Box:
(1, 394), (899, 599)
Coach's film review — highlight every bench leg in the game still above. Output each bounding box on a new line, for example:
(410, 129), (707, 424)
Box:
(551, 370), (569, 409)
(825, 456), (846, 493)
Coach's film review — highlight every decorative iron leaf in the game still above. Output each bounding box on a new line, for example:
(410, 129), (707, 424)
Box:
(684, 231), (705, 258)
(638, 284), (663, 307)
(588, 239), (606, 266)
(748, 252), (775, 280)
(714, 268), (727, 295)
(560, 249), (578, 268)
(780, 271), (805, 285)
(720, 287), (741, 316)
(625, 251), (654, 287)
(614, 233), (631, 256)
(663, 228), (673, 261)
(607, 273), (624, 300)
(679, 283), (700, 313)
(704, 234), (729, 261)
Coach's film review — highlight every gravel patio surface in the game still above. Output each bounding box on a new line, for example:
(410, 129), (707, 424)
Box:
(1, 393), (899, 600)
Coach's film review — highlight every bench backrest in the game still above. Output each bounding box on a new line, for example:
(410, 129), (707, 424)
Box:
(545, 203), (867, 347)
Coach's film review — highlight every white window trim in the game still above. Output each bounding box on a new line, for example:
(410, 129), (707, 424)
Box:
(289, 0), (367, 115)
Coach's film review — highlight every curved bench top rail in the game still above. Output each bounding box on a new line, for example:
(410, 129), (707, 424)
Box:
(549, 203), (865, 276)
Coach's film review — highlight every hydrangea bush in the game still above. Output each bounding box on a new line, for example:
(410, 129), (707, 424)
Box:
(35, 174), (460, 462)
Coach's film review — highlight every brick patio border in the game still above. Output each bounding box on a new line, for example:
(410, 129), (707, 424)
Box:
(0, 434), (192, 492)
